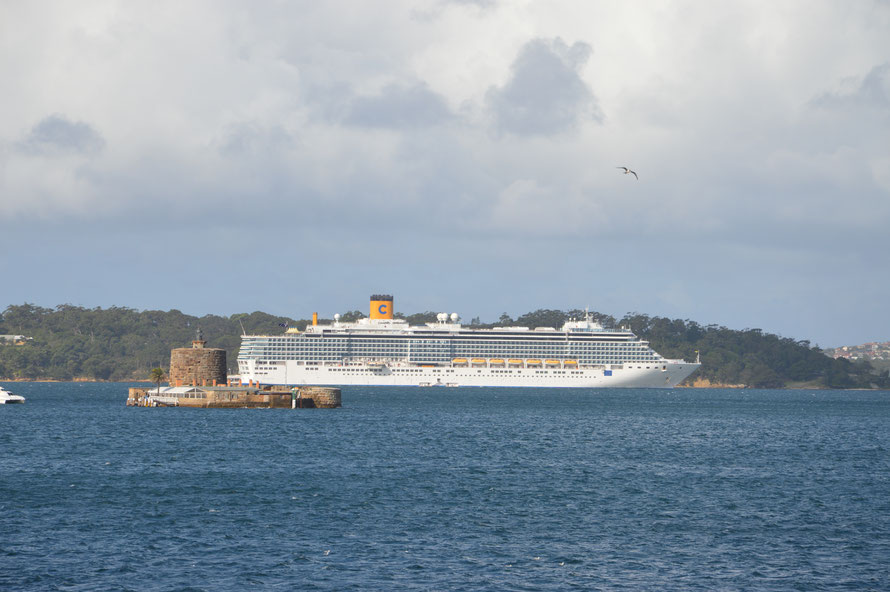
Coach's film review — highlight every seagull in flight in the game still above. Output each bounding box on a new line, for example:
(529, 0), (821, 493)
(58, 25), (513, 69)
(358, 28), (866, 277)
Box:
(617, 166), (638, 180)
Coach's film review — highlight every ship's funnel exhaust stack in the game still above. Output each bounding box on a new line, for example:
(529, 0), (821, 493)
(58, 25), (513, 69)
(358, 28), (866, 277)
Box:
(370, 294), (394, 320)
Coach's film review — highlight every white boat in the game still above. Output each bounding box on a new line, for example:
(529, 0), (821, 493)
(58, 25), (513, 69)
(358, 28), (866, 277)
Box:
(237, 295), (701, 389)
(0, 386), (25, 404)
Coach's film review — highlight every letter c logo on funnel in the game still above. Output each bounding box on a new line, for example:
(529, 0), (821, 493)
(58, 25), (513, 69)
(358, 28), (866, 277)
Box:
(378, 304), (388, 315)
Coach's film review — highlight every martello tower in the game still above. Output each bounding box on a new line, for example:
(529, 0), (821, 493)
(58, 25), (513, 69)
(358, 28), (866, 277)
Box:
(168, 328), (227, 386)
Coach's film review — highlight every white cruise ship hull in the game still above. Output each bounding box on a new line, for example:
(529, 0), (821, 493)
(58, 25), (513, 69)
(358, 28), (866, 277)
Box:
(236, 295), (702, 389)
(238, 360), (699, 389)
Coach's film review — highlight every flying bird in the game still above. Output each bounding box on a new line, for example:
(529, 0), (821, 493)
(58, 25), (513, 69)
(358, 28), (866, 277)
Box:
(617, 166), (638, 180)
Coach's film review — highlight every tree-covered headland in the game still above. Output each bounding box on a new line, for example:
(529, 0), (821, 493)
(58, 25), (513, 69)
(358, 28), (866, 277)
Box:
(0, 303), (886, 388)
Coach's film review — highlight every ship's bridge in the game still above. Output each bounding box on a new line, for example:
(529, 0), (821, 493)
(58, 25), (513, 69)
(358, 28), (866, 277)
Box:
(561, 317), (605, 332)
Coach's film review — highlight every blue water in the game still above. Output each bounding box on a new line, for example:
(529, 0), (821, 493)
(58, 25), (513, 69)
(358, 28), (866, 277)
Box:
(2, 384), (889, 591)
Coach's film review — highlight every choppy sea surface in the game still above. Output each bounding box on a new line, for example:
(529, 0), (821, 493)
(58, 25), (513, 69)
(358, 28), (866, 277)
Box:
(2, 383), (889, 591)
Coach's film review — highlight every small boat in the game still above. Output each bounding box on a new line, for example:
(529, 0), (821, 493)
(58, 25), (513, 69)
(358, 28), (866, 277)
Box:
(0, 386), (25, 404)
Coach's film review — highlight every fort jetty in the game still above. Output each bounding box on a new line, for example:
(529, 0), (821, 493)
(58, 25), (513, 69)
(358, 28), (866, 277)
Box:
(127, 384), (340, 408)
(128, 329), (340, 409)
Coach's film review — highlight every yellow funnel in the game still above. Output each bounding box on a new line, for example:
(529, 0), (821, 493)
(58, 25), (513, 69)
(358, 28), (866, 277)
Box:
(370, 294), (394, 320)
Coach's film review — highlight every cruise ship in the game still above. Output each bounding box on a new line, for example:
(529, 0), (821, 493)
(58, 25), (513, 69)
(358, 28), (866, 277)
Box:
(236, 295), (700, 388)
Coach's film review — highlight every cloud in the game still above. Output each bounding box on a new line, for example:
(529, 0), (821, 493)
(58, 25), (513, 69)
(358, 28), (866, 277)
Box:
(440, 0), (496, 9)
(811, 62), (890, 111)
(483, 178), (582, 235)
(442, 0), (496, 8)
(343, 82), (454, 129)
(217, 122), (295, 157)
(16, 114), (105, 156)
(486, 38), (601, 136)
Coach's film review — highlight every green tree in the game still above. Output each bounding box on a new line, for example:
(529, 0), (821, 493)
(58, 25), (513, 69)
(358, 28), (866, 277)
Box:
(404, 311), (440, 325)
(515, 309), (566, 329)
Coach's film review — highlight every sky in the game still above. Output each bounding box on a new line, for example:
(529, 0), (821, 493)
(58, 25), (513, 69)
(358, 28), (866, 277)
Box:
(1, 1), (889, 348)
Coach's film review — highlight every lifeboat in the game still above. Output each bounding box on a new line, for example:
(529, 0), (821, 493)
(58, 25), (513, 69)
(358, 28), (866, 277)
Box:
(452, 358), (468, 364)
(489, 358), (505, 366)
(526, 359), (542, 366)
(545, 360), (561, 366)
(508, 359), (524, 366)
(564, 360), (578, 366)
(471, 358), (486, 366)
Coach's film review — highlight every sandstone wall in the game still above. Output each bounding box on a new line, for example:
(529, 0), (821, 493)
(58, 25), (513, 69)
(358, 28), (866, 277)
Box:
(297, 386), (342, 408)
(169, 348), (227, 386)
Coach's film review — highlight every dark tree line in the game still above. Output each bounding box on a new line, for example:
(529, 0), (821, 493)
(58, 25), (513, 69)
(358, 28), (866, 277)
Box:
(494, 309), (886, 389)
(0, 304), (299, 381)
(1, 303), (886, 388)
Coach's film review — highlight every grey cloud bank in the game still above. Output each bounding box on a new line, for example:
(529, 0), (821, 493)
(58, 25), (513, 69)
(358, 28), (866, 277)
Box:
(344, 83), (454, 129)
(812, 62), (890, 110)
(486, 38), (601, 135)
(1, 1), (889, 348)
(16, 114), (106, 156)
